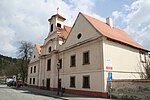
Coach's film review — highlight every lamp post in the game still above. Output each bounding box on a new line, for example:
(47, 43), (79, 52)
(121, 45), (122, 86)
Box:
(57, 63), (60, 96)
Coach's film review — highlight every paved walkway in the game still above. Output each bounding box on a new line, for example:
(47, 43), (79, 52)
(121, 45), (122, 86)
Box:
(12, 86), (112, 100)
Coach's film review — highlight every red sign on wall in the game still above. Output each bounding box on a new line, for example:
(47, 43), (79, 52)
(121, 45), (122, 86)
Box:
(106, 66), (113, 70)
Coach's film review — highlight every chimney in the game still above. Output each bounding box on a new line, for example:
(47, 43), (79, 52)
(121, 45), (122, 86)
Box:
(106, 17), (113, 28)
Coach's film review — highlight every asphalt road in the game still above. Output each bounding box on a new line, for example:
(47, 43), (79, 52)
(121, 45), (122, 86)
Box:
(0, 85), (112, 100)
(0, 85), (61, 100)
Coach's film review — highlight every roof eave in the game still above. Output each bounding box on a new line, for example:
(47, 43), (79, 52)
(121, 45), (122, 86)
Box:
(106, 37), (149, 52)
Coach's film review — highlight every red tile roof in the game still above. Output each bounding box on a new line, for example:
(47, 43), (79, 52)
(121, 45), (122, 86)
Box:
(35, 44), (42, 54)
(48, 14), (66, 21)
(82, 13), (148, 51)
(58, 25), (71, 39)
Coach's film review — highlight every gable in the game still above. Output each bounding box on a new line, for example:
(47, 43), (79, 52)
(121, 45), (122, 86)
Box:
(64, 13), (101, 48)
(30, 45), (40, 63)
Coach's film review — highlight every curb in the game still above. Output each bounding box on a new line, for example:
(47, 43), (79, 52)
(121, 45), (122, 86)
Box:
(11, 86), (69, 100)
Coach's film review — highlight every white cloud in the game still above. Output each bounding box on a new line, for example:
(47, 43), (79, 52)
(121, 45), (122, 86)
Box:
(112, 0), (150, 50)
(0, 27), (17, 56)
(0, 0), (103, 57)
(112, 11), (122, 20)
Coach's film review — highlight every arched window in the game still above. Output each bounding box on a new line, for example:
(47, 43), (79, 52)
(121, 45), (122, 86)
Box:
(57, 23), (61, 28)
(49, 46), (52, 53)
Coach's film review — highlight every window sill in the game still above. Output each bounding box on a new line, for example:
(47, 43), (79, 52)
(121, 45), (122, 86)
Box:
(82, 63), (90, 65)
(70, 86), (76, 88)
(70, 65), (76, 67)
(82, 87), (90, 89)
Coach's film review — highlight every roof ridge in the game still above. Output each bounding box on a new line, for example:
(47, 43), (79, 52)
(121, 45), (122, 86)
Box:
(81, 12), (147, 51)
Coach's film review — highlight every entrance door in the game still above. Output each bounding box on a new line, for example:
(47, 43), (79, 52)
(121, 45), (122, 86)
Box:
(46, 78), (50, 90)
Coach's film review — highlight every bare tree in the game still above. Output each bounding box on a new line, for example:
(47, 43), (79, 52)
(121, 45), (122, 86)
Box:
(17, 41), (33, 82)
(137, 60), (150, 79)
(144, 61), (150, 79)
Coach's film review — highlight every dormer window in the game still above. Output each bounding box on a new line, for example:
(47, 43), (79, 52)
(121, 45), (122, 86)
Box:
(49, 46), (52, 53)
(57, 23), (61, 28)
(51, 24), (53, 32)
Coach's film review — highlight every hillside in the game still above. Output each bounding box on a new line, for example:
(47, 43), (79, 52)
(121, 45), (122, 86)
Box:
(0, 54), (19, 76)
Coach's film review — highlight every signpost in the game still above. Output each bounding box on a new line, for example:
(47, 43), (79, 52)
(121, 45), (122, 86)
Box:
(106, 59), (113, 100)
(108, 72), (112, 81)
(108, 72), (112, 100)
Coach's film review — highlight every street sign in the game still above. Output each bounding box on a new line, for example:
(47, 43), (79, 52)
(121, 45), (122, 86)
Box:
(108, 72), (112, 81)
(106, 59), (112, 70)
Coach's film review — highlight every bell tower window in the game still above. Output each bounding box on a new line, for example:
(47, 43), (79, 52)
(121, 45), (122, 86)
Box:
(50, 24), (53, 32)
(57, 23), (61, 28)
(49, 46), (52, 53)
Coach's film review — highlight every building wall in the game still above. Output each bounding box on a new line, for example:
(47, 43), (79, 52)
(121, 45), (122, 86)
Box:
(56, 39), (105, 93)
(28, 61), (40, 86)
(31, 37), (148, 94)
(28, 46), (40, 86)
(38, 53), (58, 88)
(103, 38), (148, 92)
(39, 57), (46, 87)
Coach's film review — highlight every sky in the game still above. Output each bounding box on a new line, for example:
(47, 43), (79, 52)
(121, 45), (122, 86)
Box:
(0, 0), (150, 58)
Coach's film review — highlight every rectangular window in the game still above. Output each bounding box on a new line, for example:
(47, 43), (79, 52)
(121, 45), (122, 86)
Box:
(48, 47), (52, 53)
(57, 23), (61, 28)
(50, 24), (53, 32)
(70, 55), (76, 67)
(70, 76), (75, 88)
(140, 52), (146, 63)
(30, 67), (32, 74)
(83, 51), (90, 65)
(59, 59), (62, 69)
(83, 76), (90, 88)
(30, 78), (32, 84)
(34, 66), (36, 73)
(33, 78), (35, 84)
(47, 59), (51, 71)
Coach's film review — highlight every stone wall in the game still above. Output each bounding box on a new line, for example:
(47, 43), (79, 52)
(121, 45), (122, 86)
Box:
(109, 79), (150, 100)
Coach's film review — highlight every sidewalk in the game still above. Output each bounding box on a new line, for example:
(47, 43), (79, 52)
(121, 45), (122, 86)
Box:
(13, 86), (112, 100)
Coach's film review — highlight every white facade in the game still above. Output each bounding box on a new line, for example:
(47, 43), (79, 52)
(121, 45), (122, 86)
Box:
(28, 44), (41, 86)
(28, 12), (149, 97)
